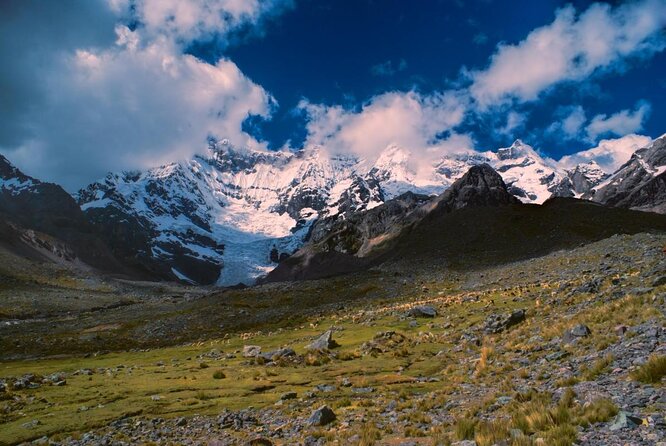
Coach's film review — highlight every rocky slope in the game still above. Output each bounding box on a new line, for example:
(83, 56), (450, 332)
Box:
(267, 165), (666, 282)
(585, 134), (666, 213)
(2, 232), (664, 445)
(0, 155), (131, 276)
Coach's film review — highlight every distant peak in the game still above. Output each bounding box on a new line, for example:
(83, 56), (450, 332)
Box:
(497, 139), (536, 161)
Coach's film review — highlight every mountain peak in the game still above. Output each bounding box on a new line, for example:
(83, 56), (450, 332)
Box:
(433, 163), (520, 213)
(496, 139), (538, 161)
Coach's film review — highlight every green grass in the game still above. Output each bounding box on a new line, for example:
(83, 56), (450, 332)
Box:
(0, 233), (664, 445)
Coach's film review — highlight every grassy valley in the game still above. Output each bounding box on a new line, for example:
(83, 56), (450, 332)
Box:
(1, 233), (664, 445)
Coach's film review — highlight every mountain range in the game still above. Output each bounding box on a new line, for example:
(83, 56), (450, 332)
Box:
(2, 134), (666, 286)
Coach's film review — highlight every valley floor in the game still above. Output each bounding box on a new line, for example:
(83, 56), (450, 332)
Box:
(0, 233), (665, 445)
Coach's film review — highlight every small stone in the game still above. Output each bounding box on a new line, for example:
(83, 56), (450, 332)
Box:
(315, 384), (336, 393)
(280, 391), (297, 400)
(21, 420), (40, 429)
(307, 405), (336, 426)
(351, 387), (375, 394)
(175, 417), (187, 427)
(406, 305), (437, 318)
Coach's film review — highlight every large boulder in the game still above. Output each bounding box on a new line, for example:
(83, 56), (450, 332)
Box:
(306, 330), (340, 351)
(484, 309), (526, 334)
(406, 305), (438, 318)
(562, 324), (591, 344)
(307, 405), (336, 426)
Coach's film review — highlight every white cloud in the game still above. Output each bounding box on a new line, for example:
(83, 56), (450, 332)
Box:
(547, 105), (587, 139)
(299, 90), (470, 163)
(0, 0), (292, 190)
(585, 102), (651, 142)
(559, 134), (652, 173)
(497, 111), (527, 136)
(469, 0), (666, 107)
(9, 26), (273, 190)
(108, 0), (294, 45)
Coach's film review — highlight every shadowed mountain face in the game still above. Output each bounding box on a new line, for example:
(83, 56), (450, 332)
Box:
(585, 135), (666, 213)
(0, 155), (141, 277)
(266, 164), (666, 282)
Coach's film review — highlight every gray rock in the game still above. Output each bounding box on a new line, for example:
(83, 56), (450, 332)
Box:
(609, 411), (643, 431)
(307, 405), (336, 426)
(407, 305), (438, 318)
(351, 387), (375, 393)
(484, 309), (526, 334)
(562, 324), (591, 344)
(652, 276), (666, 287)
(258, 347), (295, 361)
(242, 345), (262, 358)
(280, 391), (297, 400)
(306, 330), (339, 351)
(315, 384), (336, 392)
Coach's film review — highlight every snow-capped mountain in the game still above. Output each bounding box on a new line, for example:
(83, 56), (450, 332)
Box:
(550, 161), (609, 198)
(585, 134), (666, 213)
(75, 136), (662, 285)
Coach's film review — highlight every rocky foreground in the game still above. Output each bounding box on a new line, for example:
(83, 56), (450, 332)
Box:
(1, 233), (665, 446)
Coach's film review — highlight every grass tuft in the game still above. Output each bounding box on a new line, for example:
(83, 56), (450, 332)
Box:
(631, 355), (666, 384)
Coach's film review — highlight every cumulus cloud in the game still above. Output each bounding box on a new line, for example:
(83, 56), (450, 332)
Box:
(298, 90), (470, 163)
(585, 101), (651, 142)
(559, 134), (652, 173)
(469, 0), (666, 107)
(0, 0), (292, 190)
(547, 105), (587, 140)
(109, 0), (294, 45)
(497, 111), (527, 136)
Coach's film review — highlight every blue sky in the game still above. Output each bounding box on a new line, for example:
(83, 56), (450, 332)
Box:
(214, 0), (666, 154)
(0, 0), (665, 189)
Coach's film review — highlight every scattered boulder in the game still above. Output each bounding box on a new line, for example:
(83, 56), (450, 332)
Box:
(406, 305), (438, 318)
(562, 324), (592, 344)
(242, 345), (262, 358)
(306, 330), (339, 351)
(484, 309), (526, 334)
(361, 331), (407, 355)
(175, 417), (187, 427)
(259, 348), (295, 362)
(307, 405), (336, 426)
(573, 278), (603, 294)
(609, 411), (643, 431)
(280, 391), (297, 401)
